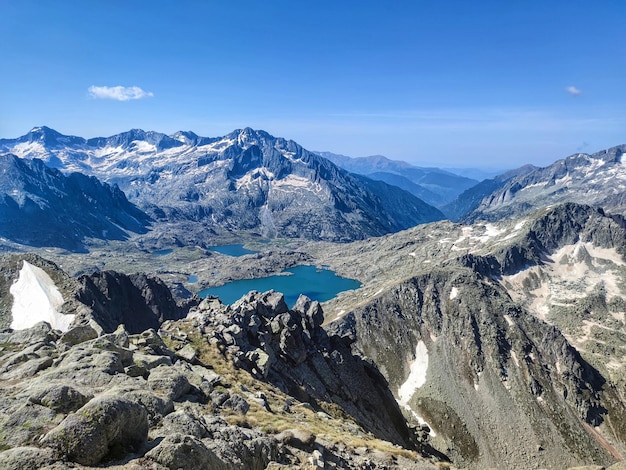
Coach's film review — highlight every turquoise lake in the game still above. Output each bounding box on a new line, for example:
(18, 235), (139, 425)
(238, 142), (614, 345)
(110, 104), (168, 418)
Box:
(208, 244), (258, 257)
(198, 265), (360, 306)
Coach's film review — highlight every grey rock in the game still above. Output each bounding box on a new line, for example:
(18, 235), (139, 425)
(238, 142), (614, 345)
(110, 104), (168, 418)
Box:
(0, 446), (56, 470)
(222, 393), (250, 415)
(156, 409), (209, 438)
(40, 394), (149, 465)
(1, 356), (53, 380)
(59, 324), (99, 346)
(294, 295), (324, 332)
(147, 365), (191, 401)
(133, 352), (172, 370)
(175, 343), (197, 362)
(275, 429), (316, 448)
(2, 322), (57, 345)
(246, 348), (272, 377)
(28, 384), (91, 413)
(123, 389), (173, 426)
(0, 403), (59, 448)
(145, 433), (228, 470)
(210, 390), (230, 407)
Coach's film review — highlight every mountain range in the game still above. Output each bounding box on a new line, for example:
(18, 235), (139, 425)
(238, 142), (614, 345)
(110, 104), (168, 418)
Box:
(314, 151), (479, 207)
(0, 127), (444, 245)
(460, 144), (626, 222)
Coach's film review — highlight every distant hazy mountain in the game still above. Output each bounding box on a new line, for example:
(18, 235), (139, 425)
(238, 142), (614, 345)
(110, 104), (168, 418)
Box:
(462, 145), (626, 222)
(0, 154), (150, 250)
(314, 151), (478, 207)
(440, 164), (537, 221)
(0, 127), (444, 243)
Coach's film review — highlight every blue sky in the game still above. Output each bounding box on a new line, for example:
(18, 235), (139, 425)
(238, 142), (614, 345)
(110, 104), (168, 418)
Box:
(2, 1), (625, 168)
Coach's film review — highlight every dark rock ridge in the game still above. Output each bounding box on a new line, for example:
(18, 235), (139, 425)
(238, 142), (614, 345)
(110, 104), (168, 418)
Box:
(0, 254), (193, 334)
(462, 144), (626, 222)
(0, 153), (150, 250)
(0, 126), (445, 243)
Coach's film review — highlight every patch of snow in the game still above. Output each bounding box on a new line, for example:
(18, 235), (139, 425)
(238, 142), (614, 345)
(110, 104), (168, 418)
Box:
(449, 287), (458, 300)
(130, 140), (156, 153)
(371, 288), (384, 297)
(403, 404), (436, 437)
(10, 261), (74, 332)
(272, 175), (322, 193)
(510, 350), (520, 367)
(398, 341), (428, 404)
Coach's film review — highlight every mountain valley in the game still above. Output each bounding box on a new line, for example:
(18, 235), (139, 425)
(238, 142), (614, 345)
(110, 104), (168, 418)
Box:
(0, 129), (625, 469)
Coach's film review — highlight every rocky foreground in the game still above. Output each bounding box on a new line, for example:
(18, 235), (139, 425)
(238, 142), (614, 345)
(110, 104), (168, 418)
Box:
(0, 287), (444, 469)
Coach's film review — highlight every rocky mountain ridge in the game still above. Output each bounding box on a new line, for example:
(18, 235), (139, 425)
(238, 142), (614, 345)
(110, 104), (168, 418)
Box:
(0, 127), (444, 243)
(303, 203), (626, 469)
(0, 154), (150, 250)
(462, 145), (626, 222)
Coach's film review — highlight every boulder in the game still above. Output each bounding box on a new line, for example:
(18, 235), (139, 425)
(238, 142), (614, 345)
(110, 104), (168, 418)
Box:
(156, 409), (209, 438)
(147, 364), (192, 401)
(0, 446), (56, 470)
(145, 433), (228, 470)
(28, 384), (91, 413)
(40, 394), (148, 465)
(123, 389), (173, 426)
(59, 324), (98, 346)
(223, 393), (250, 415)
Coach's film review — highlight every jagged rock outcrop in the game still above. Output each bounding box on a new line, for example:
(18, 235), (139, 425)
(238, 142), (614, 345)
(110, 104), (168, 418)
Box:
(0, 253), (446, 468)
(188, 290), (431, 453)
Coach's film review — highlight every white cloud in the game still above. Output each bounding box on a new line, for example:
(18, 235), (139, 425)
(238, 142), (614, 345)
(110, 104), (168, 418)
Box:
(565, 85), (582, 96)
(88, 85), (154, 101)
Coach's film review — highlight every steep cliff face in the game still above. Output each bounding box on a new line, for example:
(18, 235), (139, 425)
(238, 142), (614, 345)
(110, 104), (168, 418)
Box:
(0, 154), (150, 250)
(315, 203), (626, 469)
(329, 268), (621, 468)
(74, 271), (192, 333)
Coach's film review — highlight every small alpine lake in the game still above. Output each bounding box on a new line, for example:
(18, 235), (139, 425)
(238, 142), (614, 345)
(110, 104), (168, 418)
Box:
(197, 265), (360, 307)
(208, 244), (258, 257)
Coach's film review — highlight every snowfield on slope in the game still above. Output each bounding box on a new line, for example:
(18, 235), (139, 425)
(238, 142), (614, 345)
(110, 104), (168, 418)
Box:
(10, 260), (74, 331)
